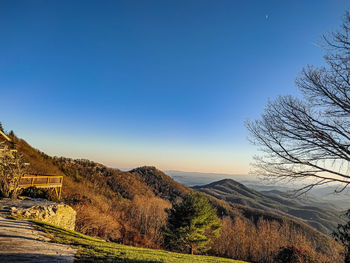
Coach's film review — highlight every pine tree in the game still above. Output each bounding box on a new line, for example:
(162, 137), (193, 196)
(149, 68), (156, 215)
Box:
(163, 191), (221, 254)
(0, 122), (4, 132)
(333, 210), (350, 263)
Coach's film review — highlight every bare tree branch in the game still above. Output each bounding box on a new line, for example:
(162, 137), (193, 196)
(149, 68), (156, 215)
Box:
(246, 12), (350, 194)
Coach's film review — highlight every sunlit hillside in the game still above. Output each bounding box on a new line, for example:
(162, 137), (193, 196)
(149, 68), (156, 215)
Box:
(6, 133), (343, 262)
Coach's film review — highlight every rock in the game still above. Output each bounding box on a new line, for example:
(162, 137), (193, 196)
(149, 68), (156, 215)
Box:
(10, 202), (76, 231)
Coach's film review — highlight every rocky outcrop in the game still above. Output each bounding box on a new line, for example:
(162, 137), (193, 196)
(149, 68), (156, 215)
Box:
(0, 198), (76, 231)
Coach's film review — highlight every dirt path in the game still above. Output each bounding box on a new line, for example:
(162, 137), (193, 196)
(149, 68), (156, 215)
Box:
(0, 216), (76, 262)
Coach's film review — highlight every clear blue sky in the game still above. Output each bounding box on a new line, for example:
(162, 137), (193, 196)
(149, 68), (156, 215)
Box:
(1, 0), (349, 173)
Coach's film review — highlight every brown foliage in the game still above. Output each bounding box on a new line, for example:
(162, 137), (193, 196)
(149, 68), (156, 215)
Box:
(212, 217), (344, 263)
(74, 203), (122, 241)
(54, 158), (155, 200)
(130, 166), (189, 202)
(12, 137), (63, 176)
(62, 173), (171, 248)
(274, 245), (321, 263)
(123, 195), (171, 247)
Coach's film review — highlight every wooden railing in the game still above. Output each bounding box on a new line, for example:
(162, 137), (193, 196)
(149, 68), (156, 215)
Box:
(18, 175), (63, 199)
(0, 148), (17, 158)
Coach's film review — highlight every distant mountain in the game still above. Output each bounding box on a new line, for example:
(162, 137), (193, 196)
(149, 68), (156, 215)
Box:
(246, 182), (350, 210)
(307, 186), (350, 210)
(193, 179), (345, 234)
(165, 170), (257, 186)
(167, 170), (350, 210)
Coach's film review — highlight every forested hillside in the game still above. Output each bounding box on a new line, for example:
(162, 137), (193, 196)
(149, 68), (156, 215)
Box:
(10, 134), (345, 262)
(193, 179), (345, 234)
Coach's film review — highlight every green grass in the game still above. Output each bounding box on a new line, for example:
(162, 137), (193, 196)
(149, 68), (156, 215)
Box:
(32, 220), (247, 263)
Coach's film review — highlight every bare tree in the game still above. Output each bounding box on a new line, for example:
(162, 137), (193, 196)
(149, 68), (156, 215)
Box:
(0, 147), (27, 198)
(246, 12), (350, 194)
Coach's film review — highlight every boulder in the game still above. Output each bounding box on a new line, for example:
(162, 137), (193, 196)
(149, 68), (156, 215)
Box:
(8, 200), (76, 231)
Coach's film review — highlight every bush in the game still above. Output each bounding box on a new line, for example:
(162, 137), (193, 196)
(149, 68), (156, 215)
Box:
(274, 246), (320, 263)
(20, 186), (60, 202)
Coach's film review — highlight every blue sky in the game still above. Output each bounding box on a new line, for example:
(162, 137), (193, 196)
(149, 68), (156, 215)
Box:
(1, 0), (349, 174)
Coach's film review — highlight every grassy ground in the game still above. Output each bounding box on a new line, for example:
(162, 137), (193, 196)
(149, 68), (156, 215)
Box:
(32, 220), (247, 263)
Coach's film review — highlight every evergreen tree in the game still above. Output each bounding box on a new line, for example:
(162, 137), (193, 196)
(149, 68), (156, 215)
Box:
(163, 191), (221, 254)
(0, 122), (4, 132)
(333, 210), (350, 263)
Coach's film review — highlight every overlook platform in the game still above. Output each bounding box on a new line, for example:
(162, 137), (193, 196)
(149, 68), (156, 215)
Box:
(18, 175), (63, 199)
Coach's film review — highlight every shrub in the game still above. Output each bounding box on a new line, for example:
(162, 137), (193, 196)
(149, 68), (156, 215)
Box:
(20, 186), (59, 202)
(274, 246), (320, 263)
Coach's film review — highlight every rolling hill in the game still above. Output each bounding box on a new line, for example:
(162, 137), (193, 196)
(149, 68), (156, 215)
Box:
(193, 179), (345, 234)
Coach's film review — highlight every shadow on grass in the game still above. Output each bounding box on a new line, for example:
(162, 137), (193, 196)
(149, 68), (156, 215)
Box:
(76, 256), (163, 263)
(0, 253), (74, 263)
(32, 221), (163, 263)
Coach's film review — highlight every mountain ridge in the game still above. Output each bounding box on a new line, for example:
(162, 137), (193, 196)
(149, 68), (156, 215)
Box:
(193, 178), (345, 234)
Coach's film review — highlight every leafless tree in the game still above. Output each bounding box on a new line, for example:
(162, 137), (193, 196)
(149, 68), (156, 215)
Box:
(0, 148), (27, 198)
(246, 12), (350, 194)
